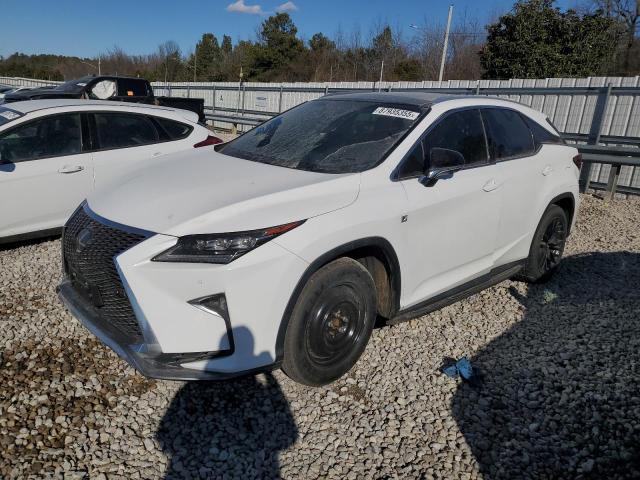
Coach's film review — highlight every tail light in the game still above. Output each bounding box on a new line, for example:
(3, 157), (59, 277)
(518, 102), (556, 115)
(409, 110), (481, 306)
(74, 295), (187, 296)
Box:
(194, 135), (223, 148)
(572, 154), (582, 169)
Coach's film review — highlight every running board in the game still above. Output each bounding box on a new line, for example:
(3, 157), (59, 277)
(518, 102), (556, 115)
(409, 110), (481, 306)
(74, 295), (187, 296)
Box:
(389, 261), (524, 325)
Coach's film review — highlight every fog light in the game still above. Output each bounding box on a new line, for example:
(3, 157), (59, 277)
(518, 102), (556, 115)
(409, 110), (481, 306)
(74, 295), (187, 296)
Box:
(189, 293), (229, 320)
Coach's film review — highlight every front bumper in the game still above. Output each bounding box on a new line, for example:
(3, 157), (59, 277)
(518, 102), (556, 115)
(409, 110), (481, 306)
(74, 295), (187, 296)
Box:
(57, 279), (247, 380)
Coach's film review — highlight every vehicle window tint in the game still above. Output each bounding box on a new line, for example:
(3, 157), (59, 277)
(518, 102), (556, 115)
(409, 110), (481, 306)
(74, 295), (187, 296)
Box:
(94, 113), (159, 149)
(0, 114), (82, 163)
(423, 109), (487, 167)
(220, 100), (421, 174)
(482, 108), (535, 160)
(117, 79), (148, 97)
(397, 141), (425, 178)
(154, 116), (192, 140)
(521, 114), (564, 145)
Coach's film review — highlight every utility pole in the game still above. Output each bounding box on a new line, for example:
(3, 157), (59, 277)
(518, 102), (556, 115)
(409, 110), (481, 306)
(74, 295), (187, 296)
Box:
(438, 4), (453, 83)
(98, 56), (101, 75)
(194, 50), (197, 82)
(378, 60), (384, 92)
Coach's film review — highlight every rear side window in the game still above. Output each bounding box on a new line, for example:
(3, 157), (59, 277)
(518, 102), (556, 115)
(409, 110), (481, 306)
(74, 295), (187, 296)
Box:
(521, 115), (564, 146)
(482, 108), (535, 160)
(94, 113), (159, 150)
(117, 79), (148, 97)
(423, 109), (488, 167)
(154, 116), (193, 140)
(0, 113), (82, 163)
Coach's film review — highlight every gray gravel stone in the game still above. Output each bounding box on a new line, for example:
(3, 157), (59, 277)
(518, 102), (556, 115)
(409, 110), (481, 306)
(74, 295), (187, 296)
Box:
(1, 194), (639, 479)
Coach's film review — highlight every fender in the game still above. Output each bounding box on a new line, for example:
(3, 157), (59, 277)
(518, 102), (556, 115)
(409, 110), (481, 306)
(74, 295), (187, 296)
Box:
(274, 236), (401, 362)
(545, 191), (576, 235)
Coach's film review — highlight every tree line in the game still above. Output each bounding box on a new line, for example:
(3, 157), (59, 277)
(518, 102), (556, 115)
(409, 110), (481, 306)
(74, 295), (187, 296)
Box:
(1, 0), (638, 83)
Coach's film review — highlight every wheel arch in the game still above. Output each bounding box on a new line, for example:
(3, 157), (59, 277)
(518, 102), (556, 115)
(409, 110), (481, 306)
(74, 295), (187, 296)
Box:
(275, 237), (401, 362)
(548, 192), (576, 235)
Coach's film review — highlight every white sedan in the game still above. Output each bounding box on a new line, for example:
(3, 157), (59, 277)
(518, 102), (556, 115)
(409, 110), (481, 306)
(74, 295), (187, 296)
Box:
(0, 99), (220, 243)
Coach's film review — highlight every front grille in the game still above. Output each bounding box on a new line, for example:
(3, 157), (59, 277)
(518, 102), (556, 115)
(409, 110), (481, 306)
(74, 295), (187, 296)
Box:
(63, 205), (149, 344)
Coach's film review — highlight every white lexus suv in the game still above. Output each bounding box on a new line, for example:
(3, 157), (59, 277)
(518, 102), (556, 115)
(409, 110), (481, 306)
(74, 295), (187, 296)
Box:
(58, 92), (580, 386)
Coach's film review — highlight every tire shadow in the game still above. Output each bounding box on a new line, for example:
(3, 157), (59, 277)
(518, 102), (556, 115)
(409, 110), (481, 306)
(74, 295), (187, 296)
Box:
(156, 327), (298, 479)
(452, 251), (640, 479)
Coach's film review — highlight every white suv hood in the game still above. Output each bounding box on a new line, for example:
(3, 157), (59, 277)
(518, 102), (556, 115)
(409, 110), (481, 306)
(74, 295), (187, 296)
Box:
(87, 149), (360, 236)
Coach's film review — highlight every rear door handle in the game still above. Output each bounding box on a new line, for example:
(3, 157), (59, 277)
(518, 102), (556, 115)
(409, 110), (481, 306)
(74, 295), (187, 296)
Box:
(152, 152), (163, 157)
(58, 165), (84, 174)
(483, 178), (499, 192)
(542, 165), (553, 176)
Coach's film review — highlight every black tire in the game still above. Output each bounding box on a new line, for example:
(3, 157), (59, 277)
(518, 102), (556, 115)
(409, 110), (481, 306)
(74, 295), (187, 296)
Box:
(517, 205), (568, 283)
(282, 257), (377, 386)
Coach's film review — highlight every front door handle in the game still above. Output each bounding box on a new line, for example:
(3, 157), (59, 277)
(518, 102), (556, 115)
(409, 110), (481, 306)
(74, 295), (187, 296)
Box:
(542, 165), (553, 176)
(58, 165), (84, 174)
(482, 178), (498, 192)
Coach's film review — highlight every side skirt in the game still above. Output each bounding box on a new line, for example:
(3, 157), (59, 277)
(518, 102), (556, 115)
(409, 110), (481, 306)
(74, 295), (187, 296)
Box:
(388, 260), (524, 325)
(0, 227), (62, 246)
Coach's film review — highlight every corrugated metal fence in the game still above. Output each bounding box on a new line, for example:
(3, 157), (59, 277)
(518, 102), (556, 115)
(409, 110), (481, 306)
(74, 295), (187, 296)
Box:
(3, 75), (640, 191)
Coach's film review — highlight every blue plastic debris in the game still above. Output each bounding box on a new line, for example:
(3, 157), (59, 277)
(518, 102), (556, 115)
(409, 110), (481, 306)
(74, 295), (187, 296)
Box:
(440, 357), (481, 386)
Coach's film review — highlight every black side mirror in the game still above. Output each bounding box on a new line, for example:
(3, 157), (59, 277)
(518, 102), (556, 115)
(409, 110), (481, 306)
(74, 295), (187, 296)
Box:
(419, 148), (466, 187)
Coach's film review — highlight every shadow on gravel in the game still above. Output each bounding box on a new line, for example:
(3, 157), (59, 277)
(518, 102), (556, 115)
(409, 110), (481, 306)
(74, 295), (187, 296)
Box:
(157, 327), (298, 479)
(452, 251), (640, 479)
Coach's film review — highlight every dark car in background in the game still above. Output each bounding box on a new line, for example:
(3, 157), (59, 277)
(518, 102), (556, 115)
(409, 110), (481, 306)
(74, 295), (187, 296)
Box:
(3, 75), (206, 123)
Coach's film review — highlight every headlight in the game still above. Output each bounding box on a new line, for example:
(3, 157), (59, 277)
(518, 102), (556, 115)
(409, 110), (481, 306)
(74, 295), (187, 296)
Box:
(152, 220), (305, 264)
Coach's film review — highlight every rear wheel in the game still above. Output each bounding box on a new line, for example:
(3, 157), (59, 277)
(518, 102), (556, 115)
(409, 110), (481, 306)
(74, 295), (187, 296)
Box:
(282, 258), (377, 386)
(517, 205), (568, 283)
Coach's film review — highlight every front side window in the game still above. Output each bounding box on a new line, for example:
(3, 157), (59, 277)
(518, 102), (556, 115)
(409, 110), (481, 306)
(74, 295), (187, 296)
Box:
(482, 108), (535, 160)
(423, 109), (488, 168)
(219, 99), (422, 174)
(0, 113), (82, 163)
(94, 113), (159, 150)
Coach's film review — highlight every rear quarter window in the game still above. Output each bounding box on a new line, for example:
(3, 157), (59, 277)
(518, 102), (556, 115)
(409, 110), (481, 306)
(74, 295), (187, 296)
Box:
(153, 116), (193, 140)
(521, 114), (565, 146)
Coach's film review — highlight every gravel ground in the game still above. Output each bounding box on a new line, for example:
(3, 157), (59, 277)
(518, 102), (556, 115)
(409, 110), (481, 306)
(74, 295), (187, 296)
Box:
(1, 194), (639, 479)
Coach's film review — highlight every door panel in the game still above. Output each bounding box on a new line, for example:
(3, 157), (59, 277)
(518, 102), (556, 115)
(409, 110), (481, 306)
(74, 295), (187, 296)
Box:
(401, 165), (501, 307)
(90, 112), (191, 191)
(397, 108), (502, 307)
(0, 153), (92, 237)
(481, 108), (542, 264)
(0, 113), (92, 238)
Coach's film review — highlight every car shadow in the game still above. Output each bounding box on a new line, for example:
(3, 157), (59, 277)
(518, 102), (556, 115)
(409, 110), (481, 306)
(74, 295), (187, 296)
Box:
(156, 326), (298, 479)
(451, 251), (640, 478)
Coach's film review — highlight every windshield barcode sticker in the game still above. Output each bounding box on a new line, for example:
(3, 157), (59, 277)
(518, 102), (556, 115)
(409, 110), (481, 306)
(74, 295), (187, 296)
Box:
(372, 107), (419, 120)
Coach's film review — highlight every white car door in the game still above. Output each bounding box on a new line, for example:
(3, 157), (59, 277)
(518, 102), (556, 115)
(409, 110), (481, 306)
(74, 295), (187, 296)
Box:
(481, 108), (544, 265)
(0, 113), (92, 238)
(397, 108), (502, 307)
(90, 112), (194, 191)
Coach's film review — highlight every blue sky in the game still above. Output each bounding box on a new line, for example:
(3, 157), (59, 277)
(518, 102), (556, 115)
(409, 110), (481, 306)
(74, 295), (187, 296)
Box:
(1, 0), (578, 58)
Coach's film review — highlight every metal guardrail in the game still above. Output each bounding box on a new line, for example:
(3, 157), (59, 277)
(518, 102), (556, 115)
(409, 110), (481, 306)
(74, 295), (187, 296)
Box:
(4, 75), (640, 196)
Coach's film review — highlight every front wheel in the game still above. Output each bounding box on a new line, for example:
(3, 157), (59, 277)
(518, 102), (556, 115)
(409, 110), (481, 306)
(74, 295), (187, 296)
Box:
(282, 258), (377, 386)
(517, 205), (568, 283)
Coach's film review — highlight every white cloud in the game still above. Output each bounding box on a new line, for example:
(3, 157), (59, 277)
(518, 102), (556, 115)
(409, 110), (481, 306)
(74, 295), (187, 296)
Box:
(276, 1), (298, 12)
(226, 0), (264, 14)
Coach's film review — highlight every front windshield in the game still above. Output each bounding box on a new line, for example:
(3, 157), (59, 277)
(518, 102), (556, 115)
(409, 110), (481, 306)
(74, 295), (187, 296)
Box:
(219, 99), (423, 174)
(54, 76), (94, 92)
